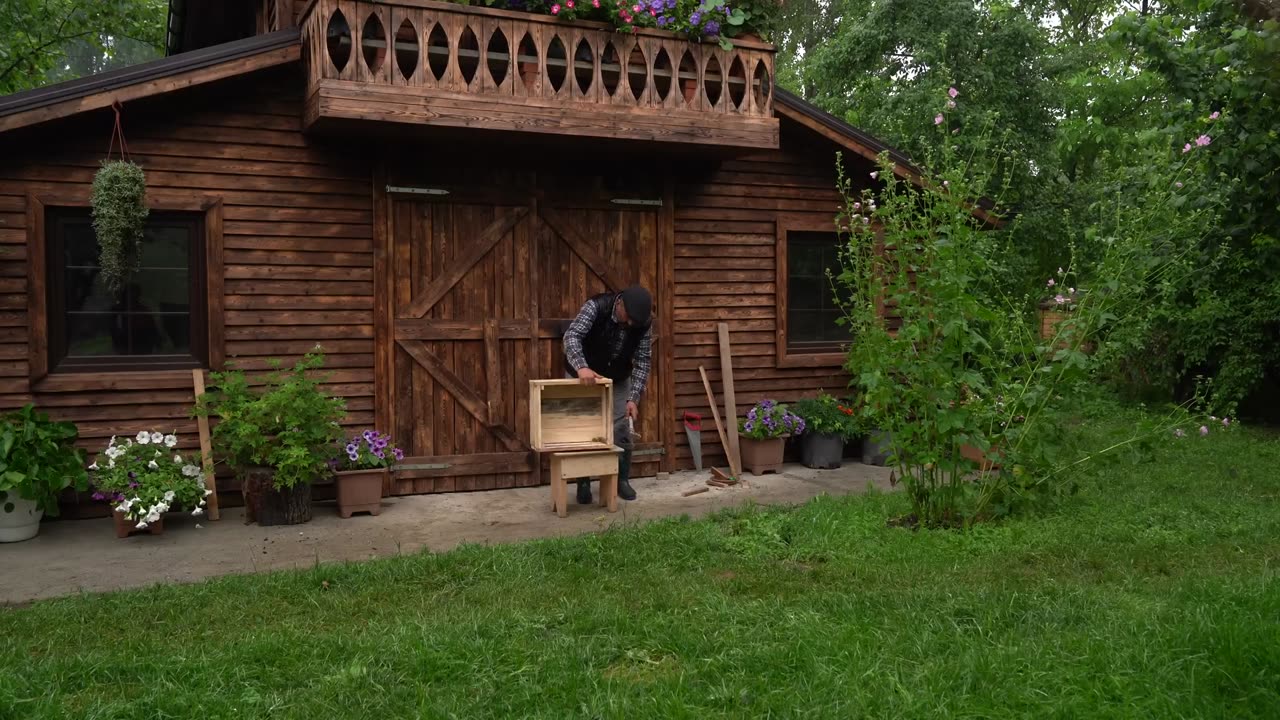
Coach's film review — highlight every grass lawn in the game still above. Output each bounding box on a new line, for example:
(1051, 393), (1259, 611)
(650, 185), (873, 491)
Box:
(2, 413), (1278, 719)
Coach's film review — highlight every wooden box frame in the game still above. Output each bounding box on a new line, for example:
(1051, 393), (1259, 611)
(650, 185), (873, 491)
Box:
(529, 379), (614, 452)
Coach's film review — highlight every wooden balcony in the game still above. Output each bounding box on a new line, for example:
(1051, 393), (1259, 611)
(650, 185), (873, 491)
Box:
(299, 0), (779, 150)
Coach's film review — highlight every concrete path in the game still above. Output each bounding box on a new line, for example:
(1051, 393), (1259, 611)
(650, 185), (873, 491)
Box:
(0, 463), (894, 605)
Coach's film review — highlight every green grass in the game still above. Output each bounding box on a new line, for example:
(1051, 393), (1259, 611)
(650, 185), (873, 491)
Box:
(2, 415), (1279, 719)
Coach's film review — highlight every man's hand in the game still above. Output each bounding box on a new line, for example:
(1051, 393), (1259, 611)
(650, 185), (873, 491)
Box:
(625, 401), (639, 419)
(577, 367), (600, 384)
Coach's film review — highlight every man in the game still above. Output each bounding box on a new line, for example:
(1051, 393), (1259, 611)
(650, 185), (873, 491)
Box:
(563, 285), (653, 504)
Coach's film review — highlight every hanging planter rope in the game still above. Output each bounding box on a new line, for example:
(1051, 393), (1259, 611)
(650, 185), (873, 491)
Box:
(91, 101), (149, 296)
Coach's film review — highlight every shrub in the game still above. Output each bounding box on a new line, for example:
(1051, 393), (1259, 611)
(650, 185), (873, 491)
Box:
(195, 349), (347, 490)
(0, 405), (88, 516)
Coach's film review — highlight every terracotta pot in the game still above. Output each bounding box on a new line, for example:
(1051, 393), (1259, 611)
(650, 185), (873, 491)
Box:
(740, 435), (786, 476)
(113, 510), (164, 538)
(334, 468), (387, 518)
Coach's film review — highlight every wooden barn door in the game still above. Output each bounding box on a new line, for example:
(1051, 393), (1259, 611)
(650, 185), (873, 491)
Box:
(385, 191), (664, 494)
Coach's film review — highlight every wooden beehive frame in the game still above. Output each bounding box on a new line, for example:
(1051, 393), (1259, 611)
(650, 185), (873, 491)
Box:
(529, 379), (614, 452)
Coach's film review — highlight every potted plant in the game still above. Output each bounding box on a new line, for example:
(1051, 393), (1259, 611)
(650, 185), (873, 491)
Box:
(793, 393), (862, 469)
(91, 159), (148, 295)
(195, 349), (346, 526)
(737, 399), (804, 475)
(0, 405), (89, 543)
(89, 431), (211, 538)
(331, 429), (403, 518)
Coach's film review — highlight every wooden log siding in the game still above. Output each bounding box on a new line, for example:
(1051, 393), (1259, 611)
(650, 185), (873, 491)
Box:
(0, 70), (375, 513)
(671, 142), (855, 470)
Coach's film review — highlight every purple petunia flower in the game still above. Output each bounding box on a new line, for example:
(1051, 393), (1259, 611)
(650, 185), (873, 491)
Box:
(373, 449), (385, 460)
(705, 20), (720, 35)
(393, 448), (405, 461)
(744, 421), (755, 432)
(92, 492), (105, 501)
(690, 11), (701, 24)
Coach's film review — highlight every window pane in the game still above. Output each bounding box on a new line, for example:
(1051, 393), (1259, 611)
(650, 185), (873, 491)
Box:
(787, 230), (852, 350)
(65, 314), (118, 357)
(50, 210), (201, 368)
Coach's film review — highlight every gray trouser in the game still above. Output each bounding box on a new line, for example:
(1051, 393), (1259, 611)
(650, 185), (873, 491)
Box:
(564, 371), (633, 485)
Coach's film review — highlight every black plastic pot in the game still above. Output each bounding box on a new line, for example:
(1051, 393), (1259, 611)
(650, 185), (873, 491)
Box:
(800, 432), (845, 469)
(862, 430), (893, 466)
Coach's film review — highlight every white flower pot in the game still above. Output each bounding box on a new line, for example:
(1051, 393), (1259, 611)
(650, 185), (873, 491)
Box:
(0, 495), (43, 543)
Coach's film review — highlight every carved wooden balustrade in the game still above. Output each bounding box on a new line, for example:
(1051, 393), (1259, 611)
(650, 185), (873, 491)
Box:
(299, 0), (779, 149)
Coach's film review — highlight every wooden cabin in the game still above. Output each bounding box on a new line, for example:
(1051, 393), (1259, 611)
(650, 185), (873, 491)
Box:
(0, 0), (949, 515)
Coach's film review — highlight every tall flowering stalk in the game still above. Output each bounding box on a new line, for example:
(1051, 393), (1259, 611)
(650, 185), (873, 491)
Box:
(833, 86), (1226, 527)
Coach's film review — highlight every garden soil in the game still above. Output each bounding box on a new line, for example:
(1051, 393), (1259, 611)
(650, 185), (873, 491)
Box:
(0, 464), (893, 605)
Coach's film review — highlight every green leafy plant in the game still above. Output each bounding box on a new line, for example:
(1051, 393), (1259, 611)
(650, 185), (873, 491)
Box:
(834, 84), (1223, 527)
(90, 159), (148, 294)
(89, 431), (210, 529)
(194, 349), (347, 490)
(793, 392), (863, 439)
(0, 405), (89, 516)
(738, 399), (805, 440)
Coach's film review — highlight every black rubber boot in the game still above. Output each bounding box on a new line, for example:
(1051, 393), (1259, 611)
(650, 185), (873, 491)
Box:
(617, 447), (636, 501)
(576, 480), (592, 505)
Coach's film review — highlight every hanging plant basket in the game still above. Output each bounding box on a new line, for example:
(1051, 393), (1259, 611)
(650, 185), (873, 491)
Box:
(91, 160), (149, 295)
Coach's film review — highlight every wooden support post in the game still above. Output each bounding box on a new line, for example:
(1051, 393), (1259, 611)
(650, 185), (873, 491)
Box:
(191, 369), (221, 521)
(716, 323), (743, 479)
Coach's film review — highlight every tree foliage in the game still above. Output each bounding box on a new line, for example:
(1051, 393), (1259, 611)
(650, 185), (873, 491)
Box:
(0, 0), (166, 95)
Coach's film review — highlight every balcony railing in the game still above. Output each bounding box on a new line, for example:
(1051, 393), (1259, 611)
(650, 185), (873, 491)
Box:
(299, 0), (779, 149)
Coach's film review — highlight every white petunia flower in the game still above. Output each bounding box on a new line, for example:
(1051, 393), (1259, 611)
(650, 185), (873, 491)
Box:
(107, 459), (115, 469)
(148, 460), (159, 469)
(182, 464), (202, 478)
(154, 449), (162, 457)
(135, 522), (149, 530)
(173, 455), (182, 464)
(109, 435), (117, 447)
(163, 490), (175, 501)
(203, 489), (213, 497)
(89, 462), (98, 470)
(136, 431), (150, 444)
(163, 434), (177, 448)
(192, 508), (204, 516)
(150, 432), (164, 444)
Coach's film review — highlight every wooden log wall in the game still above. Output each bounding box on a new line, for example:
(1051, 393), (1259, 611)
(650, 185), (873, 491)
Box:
(0, 67), (374, 514)
(670, 127), (866, 470)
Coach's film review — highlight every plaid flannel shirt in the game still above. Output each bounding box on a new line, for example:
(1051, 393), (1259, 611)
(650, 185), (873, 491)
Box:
(563, 295), (652, 404)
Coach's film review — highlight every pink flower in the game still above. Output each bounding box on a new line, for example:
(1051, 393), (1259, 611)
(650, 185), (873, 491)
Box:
(1183, 143), (1192, 153)
(853, 202), (861, 210)
(566, 0), (574, 6)
(1054, 294), (1067, 305)
(1176, 182), (1183, 188)
(861, 216), (870, 224)
(1047, 278), (1056, 287)
(934, 114), (944, 125)
(1222, 417), (1231, 427)
(633, 3), (640, 11)
(947, 100), (956, 109)
(1209, 111), (1220, 120)
(948, 87), (958, 98)
(593, 0), (600, 5)
(551, 3), (560, 12)
(1174, 429), (1186, 438)
(1195, 134), (1211, 147)
(1199, 425), (1209, 436)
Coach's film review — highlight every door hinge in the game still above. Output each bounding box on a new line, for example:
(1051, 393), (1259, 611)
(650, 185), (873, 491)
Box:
(387, 185), (450, 196)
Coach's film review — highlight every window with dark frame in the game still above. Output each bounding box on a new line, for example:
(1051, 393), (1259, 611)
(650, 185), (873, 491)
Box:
(46, 208), (208, 372)
(786, 230), (851, 353)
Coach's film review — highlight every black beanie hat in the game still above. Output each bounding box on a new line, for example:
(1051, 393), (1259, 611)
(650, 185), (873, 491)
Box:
(620, 285), (652, 326)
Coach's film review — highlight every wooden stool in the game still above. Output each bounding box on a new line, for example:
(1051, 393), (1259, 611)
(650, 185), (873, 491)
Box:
(550, 448), (621, 518)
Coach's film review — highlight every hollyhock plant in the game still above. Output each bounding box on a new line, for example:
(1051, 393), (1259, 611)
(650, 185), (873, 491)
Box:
(90, 431), (210, 529)
(739, 399), (805, 440)
(333, 429), (405, 471)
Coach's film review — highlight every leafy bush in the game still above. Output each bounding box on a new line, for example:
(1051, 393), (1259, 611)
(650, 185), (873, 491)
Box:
(738, 399), (804, 439)
(195, 349), (347, 490)
(793, 393), (863, 439)
(90, 431), (210, 529)
(0, 405), (88, 516)
(834, 85), (1223, 527)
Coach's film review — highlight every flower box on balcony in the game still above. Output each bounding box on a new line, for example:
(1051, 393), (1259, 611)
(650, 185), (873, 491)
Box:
(300, 0), (779, 149)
